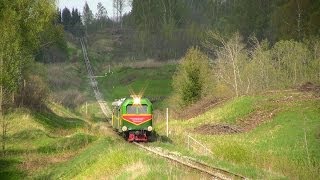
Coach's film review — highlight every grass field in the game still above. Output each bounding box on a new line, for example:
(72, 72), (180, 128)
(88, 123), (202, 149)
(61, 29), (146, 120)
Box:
(97, 64), (176, 109)
(153, 91), (320, 179)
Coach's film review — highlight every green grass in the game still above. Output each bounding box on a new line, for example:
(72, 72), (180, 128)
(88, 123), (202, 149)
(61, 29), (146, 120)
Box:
(0, 100), (210, 179)
(154, 91), (320, 179)
(98, 65), (176, 109)
(36, 137), (115, 179)
(187, 96), (257, 125)
(33, 111), (85, 130)
(37, 133), (97, 153)
(0, 105), (98, 179)
(76, 101), (107, 122)
(38, 137), (209, 179)
(0, 159), (26, 180)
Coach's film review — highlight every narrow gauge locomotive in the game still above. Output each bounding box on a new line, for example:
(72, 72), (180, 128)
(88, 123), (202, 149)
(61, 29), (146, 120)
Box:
(111, 96), (153, 142)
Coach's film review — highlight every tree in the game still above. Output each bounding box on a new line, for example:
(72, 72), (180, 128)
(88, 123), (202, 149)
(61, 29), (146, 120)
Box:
(83, 1), (94, 26)
(96, 2), (108, 28)
(62, 7), (72, 30)
(0, 0), (55, 151)
(272, 40), (311, 87)
(56, 8), (62, 24)
(172, 47), (214, 107)
(204, 32), (247, 97)
(71, 8), (81, 26)
(113, 0), (126, 28)
(0, 9), (22, 151)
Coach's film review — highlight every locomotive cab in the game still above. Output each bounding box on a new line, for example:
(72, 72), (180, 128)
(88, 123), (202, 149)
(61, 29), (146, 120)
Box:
(112, 97), (153, 142)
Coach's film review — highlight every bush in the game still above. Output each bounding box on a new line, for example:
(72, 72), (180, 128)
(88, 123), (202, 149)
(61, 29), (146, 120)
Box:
(16, 75), (49, 110)
(172, 47), (214, 107)
(52, 89), (86, 109)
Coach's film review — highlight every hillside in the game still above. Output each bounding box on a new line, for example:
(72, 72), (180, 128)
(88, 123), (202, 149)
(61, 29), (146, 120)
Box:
(0, 101), (213, 179)
(153, 89), (320, 179)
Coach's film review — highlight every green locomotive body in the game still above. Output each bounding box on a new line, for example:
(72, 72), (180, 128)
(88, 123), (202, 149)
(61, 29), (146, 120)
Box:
(111, 97), (153, 142)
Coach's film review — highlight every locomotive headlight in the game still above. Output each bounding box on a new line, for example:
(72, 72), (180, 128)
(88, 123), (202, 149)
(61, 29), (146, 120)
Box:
(147, 126), (153, 131)
(133, 97), (141, 105)
(122, 126), (128, 132)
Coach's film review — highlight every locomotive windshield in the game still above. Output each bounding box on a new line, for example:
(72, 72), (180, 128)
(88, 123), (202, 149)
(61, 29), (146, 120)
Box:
(126, 105), (148, 114)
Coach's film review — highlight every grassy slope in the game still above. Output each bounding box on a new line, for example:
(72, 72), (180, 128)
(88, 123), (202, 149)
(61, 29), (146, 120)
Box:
(98, 65), (176, 109)
(0, 102), (209, 179)
(154, 91), (320, 179)
(0, 104), (94, 179)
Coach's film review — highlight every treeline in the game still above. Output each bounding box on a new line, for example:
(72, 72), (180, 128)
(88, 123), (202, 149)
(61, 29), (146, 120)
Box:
(171, 33), (320, 108)
(57, 2), (112, 36)
(121, 0), (320, 59)
(57, 7), (82, 36)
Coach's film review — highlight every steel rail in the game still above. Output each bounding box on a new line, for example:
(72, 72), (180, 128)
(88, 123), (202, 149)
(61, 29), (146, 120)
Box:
(80, 38), (111, 117)
(133, 142), (247, 180)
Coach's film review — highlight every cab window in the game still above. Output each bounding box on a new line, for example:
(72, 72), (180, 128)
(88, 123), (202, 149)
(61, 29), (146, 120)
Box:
(126, 105), (148, 114)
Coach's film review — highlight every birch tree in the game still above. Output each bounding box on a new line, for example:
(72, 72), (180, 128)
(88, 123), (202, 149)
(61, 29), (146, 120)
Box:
(204, 32), (246, 97)
(113, 0), (126, 28)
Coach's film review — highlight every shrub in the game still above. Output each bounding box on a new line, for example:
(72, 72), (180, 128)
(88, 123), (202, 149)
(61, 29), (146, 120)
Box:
(16, 75), (49, 110)
(172, 47), (214, 107)
(52, 89), (86, 109)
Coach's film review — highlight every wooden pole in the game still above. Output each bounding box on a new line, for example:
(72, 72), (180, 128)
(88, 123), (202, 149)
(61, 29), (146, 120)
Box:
(187, 134), (190, 150)
(166, 108), (169, 137)
(85, 102), (88, 115)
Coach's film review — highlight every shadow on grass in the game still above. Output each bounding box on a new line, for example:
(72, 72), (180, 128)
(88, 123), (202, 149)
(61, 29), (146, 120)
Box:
(37, 133), (96, 154)
(32, 107), (86, 130)
(0, 158), (26, 180)
(90, 115), (109, 123)
(149, 131), (173, 143)
(11, 129), (50, 140)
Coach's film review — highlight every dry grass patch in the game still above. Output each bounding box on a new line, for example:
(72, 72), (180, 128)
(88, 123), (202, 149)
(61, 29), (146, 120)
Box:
(19, 151), (78, 176)
(122, 160), (149, 179)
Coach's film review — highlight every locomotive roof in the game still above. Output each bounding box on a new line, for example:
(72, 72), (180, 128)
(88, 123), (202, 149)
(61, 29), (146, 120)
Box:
(111, 97), (152, 107)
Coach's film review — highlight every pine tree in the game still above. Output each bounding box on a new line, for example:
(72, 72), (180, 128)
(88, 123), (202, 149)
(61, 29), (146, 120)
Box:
(56, 8), (62, 24)
(62, 7), (72, 30)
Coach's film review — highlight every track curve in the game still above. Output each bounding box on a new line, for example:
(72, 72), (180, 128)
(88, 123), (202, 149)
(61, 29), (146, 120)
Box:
(133, 142), (247, 180)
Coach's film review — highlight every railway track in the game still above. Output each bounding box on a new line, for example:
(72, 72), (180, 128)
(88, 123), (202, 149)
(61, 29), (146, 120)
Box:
(133, 142), (247, 180)
(79, 37), (111, 117)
